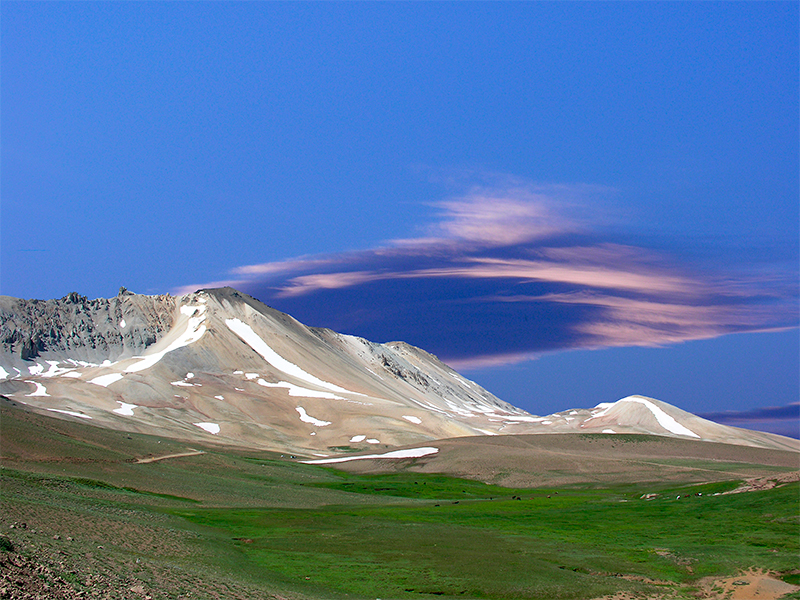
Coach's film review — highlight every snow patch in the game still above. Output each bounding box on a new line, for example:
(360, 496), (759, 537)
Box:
(402, 415), (422, 424)
(28, 363), (45, 375)
(25, 381), (50, 397)
(0, 366), (8, 380)
(350, 435), (366, 443)
(259, 379), (344, 400)
(89, 373), (125, 387)
(409, 397), (449, 416)
(194, 422), (220, 435)
(40, 361), (74, 378)
(501, 415), (548, 423)
(124, 304), (207, 373)
(592, 396), (700, 438)
(215, 395), (225, 400)
(366, 438), (380, 444)
(365, 368), (384, 380)
(603, 429), (616, 434)
(62, 371), (82, 379)
(296, 406), (331, 427)
(225, 318), (362, 396)
(302, 447), (439, 465)
(48, 408), (92, 419)
(113, 402), (137, 416)
(119, 319), (127, 329)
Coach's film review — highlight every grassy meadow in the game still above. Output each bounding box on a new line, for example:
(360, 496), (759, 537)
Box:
(1, 401), (798, 599)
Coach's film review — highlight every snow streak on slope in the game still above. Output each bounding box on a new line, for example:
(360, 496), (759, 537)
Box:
(257, 379), (344, 400)
(296, 407), (332, 427)
(302, 447), (439, 464)
(591, 396), (700, 438)
(25, 381), (49, 397)
(125, 304), (207, 373)
(89, 373), (124, 387)
(225, 318), (360, 395)
(113, 402), (137, 416)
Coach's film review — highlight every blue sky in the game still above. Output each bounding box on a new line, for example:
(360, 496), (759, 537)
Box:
(2, 2), (798, 436)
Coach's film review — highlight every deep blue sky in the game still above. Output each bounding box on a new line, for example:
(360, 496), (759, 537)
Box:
(2, 2), (798, 436)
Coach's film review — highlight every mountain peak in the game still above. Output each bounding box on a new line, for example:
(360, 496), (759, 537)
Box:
(1, 288), (797, 454)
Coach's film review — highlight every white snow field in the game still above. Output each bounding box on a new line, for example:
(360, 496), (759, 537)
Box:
(225, 318), (361, 395)
(302, 447), (439, 464)
(89, 373), (124, 387)
(194, 422), (220, 434)
(258, 379), (344, 400)
(48, 408), (92, 419)
(296, 407), (332, 427)
(124, 304), (207, 373)
(25, 381), (49, 397)
(112, 402), (137, 416)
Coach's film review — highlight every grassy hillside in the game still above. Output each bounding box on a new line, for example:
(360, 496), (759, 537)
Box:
(2, 401), (798, 599)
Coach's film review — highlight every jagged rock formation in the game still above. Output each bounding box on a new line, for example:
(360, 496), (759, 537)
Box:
(0, 287), (796, 455)
(0, 288), (174, 363)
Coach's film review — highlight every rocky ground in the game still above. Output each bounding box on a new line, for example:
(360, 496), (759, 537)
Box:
(0, 516), (294, 600)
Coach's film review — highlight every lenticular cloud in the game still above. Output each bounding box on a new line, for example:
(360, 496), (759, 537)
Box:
(177, 180), (798, 368)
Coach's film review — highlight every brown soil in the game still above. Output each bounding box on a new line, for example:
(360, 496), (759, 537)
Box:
(723, 471), (800, 495)
(330, 433), (800, 488)
(697, 569), (800, 599)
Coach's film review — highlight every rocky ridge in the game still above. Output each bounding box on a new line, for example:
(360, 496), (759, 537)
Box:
(0, 288), (174, 365)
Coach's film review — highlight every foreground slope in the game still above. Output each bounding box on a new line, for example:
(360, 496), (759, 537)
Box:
(1, 401), (798, 600)
(1, 287), (796, 454)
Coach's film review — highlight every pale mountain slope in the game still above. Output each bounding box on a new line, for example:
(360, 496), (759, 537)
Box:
(0, 287), (796, 455)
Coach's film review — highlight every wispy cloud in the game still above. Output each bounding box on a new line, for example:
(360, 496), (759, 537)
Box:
(699, 403), (800, 439)
(176, 179), (798, 367)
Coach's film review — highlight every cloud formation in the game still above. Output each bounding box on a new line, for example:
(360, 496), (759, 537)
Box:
(176, 181), (798, 368)
(699, 404), (800, 439)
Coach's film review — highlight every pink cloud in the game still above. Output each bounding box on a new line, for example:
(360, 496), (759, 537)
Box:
(172, 177), (797, 367)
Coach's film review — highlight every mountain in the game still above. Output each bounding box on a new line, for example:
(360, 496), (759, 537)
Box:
(1, 287), (796, 455)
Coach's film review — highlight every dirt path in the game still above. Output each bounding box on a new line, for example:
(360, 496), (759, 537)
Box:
(135, 450), (204, 464)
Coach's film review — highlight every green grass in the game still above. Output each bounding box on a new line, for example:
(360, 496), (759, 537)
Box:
(2, 404), (798, 599)
(170, 472), (799, 599)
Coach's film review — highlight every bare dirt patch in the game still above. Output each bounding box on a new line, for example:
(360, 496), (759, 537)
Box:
(722, 471), (800, 495)
(698, 568), (800, 599)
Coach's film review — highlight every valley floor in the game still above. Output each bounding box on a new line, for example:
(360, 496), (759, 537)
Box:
(1, 403), (798, 600)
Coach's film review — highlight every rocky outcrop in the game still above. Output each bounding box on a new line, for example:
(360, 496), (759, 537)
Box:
(0, 289), (175, 363)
